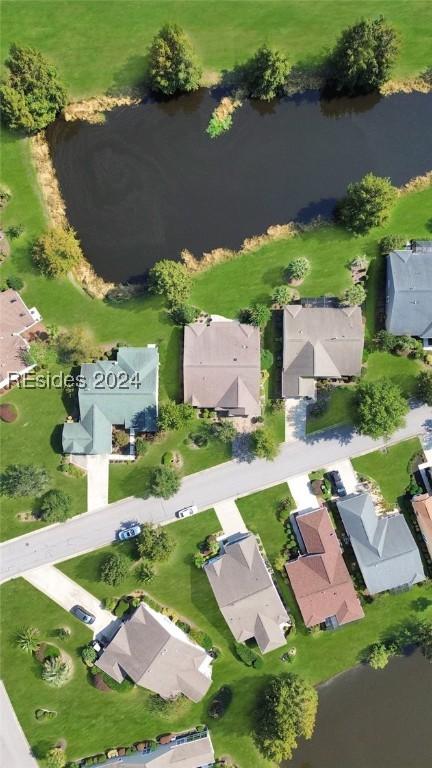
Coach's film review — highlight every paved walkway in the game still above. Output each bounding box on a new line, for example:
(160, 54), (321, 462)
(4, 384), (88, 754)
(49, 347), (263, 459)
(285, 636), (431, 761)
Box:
(87, 454), (110, 511)
(324, 458), (359, 495)
(1, 404), (431, 582)
(288, 473), (319, 511)
(214, 499), (247, 537)
(24, 565), (118, 640)
(0, 681), (38, 768)
(284, 398), (307, 442)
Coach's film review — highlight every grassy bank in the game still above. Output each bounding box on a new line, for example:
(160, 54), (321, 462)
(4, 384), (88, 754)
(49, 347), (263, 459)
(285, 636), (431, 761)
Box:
(2, 1), (432, 99)
(352, 437), (422, 506)
(2, 485), (430, 766)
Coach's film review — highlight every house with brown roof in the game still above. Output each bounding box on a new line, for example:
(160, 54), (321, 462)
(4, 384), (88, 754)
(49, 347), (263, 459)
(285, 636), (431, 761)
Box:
(282, 305), (364, 398)
(286, 506), (364, 629)
(183, 318), (261, 417)
(0, 289), (42, 389)
(204, 532), (290, 653)
(96, 602), (212, 702)
(412, 494), (432, 559)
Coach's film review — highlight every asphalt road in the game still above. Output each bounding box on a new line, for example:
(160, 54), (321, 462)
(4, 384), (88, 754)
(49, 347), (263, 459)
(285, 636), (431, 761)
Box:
(0, 682), (38, 768)
(1, 404), (431, 582)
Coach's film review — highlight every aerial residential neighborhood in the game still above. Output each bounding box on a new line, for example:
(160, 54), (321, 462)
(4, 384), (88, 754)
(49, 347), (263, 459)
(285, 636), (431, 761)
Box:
(0, 3), (432, 768)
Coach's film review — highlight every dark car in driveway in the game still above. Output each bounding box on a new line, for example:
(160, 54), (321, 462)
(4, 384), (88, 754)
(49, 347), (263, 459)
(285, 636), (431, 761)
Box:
(328, 470), (347, 497)
(71, 605), (96, 625)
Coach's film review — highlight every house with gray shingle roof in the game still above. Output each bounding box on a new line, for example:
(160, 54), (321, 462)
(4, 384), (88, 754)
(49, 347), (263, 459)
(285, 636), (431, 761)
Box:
(386, 240), (432, 346)
(62, 346), (158, 454)
(337, 493), (425, 595)
(183, 319), (261, 417)
(282, 305), (364, 397)
(96, 602), (213, 702)
(204, 532), (289, 653)
(97, 729), (214, 768)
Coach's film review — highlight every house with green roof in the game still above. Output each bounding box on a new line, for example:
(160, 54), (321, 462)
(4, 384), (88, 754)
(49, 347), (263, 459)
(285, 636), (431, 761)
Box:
(62, 346), (159, 455)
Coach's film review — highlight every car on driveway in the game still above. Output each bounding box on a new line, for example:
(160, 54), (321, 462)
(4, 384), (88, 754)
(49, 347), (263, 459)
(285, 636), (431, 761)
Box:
(328, 470), (347, 497)
(71, 605), (96, 625)
(118, 524), (141, 541)
(176, 505), (198, 518)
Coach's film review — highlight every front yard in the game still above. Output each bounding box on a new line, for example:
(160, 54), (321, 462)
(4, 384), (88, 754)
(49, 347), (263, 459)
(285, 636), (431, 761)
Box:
(3, 478), (431, 767)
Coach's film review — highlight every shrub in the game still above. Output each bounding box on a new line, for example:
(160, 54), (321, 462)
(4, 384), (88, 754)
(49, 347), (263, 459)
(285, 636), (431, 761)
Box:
(16, 626), (40, 653)
(0, 44), (67, 132)
(6, 224), (24, 239)
(208, 686), (232, 719)
(212, 420), (237, 443)
(261, 349), (274, 371)
(337, 173), (397, 234)
(234, 642), (262, 668)
(100, 553), (130, 586)
(46, 746), (67, 768)
(194, 552), (207, 569)
(135, 436), (148, 457)
(251, 428), (278, 461)
(242, 303), (271, 328)
(149, 465), (181, 499)
(379, 234), (407, 256)
(136, 523), (174, 561)
(104, 596), (119, 612)
(169, 303), (200, 324)
(56, 627), (70, 640)
(327, 16), (399, 94)
(189, 628), (213, 650)
(393, 335), (423, 358)
(136, 561), (155, 583)
(39, 489), (71, 522)
(112, 428), (129, 450)
(271, 285), (298, 306)
(42, 656), (71, 687)
(417, 370), (432, 406)
(355, 379), (408, 438)
(406, 475), (424, 497)
(158, 400), (194, 431)
(114, 599), (130, 618)
(33, 227), (83, 278)
(148, 260), (192, 305)
(340, 283), (367, 306)
(206, 113), (232, 138)
(0, 464), (49, 496)
(368, 642), (397, 670)
(81, 645), (97, 667)
(6, 275), (24, 290)
(56, 326), (99, 365)
(0, 187), (11, 208)
(148, 24), (202, 96)
(373, 330), (398, 352)
(245, 45), (290, 100)
(286, 257), (310, 282)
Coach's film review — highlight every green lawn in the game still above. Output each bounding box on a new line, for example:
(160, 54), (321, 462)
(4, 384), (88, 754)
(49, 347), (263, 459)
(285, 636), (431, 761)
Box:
(352, 437), (423, 506)
(3, 495), (431, 767)
(2, 1), (431, 99)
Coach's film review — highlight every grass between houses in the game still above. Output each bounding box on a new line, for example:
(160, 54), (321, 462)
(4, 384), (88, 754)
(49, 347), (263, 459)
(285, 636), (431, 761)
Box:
(1, 1), (432, 99)
(352, 437), (422, 507)
(2, 491), (431, 767)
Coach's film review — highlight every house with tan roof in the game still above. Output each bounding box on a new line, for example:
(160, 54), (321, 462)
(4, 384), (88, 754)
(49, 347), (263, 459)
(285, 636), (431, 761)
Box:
(412, 493), (432, 559)
(204, 532), (289, 653)
(183, 319), (261, 417)
(97, 729), (215, 768)
(286, 506), (364, 629)
(96, 602), (212, 702)
(282, 305), (364, 398)
(0, 289), (42, 389)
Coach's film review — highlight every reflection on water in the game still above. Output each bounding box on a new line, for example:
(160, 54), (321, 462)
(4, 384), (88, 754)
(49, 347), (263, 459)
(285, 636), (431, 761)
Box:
(286, 650), (432, 768)
(47, 89), (432, 282)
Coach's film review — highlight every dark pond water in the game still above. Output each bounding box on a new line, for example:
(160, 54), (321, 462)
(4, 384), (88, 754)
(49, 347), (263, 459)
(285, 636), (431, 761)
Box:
(287, 650), (432, 768)
(47, 90), (432, 282)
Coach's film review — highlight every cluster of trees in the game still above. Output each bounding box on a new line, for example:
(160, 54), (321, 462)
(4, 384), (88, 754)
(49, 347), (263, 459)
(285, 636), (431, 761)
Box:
(100, 524), (174, 586)
(158, 400), (195, 431)
(0, 465), (74, 521)
(417, 370), (432, 406)
(256, 674), (318, 762)
(373, 330), (424, 359)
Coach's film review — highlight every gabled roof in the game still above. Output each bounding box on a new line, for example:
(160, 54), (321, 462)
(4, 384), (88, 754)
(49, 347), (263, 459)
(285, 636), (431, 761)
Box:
(98, 730), (214, 768)
(337, 493), (425, 594)
(0, 289), (40, 387)
(386, 241), (432, 337)
(96, 603), (212, 702)
(62, 346), (159, 455)
(286, 507), (364, 627)
(282, 306), (364, 397)
(412, 493), (432, 558)
(204, 533), (289, 653)
(183, 320), (261, 416)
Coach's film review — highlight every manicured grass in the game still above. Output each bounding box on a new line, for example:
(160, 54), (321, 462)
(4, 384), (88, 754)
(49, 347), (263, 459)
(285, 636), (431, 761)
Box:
(2, 1), (431, 99)
(352, 437), (422, 506)
(306, 386), (356, 434)
(4, 496), (432, 767)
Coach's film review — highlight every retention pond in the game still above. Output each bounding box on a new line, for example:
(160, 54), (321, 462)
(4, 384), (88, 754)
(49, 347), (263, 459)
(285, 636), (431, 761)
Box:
(47, 90), (432, 282)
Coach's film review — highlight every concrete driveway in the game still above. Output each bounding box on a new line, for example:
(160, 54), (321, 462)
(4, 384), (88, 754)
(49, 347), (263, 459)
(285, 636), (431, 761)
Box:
(87, 454), (110, 511)
(284, 398), (308, 442)
(288, 474), (319, 511)
(325, 459), (359, 495)
(24, 565), (119, 640)
(0, 682), (38, 768)
(214, 499), (247, 537)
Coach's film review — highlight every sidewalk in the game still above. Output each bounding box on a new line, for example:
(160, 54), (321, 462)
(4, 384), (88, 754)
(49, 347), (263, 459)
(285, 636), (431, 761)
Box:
(214, 499), (247, 537)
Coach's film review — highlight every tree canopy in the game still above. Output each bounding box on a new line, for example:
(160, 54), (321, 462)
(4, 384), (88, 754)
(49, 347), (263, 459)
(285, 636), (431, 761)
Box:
(136, 523), (174, 561)
(39, 489), (72, 522)
(256, 674), (318, 762)
(328, 16), (399, 94)
(148, 260), (192, 306)
(0, 44), (67, 132)
(246, 45), (290, 100)
(417, 370), (432, 406)
(158, 400), (195, 431)
(100, 552), (130, 586)
(0, 464), (49, 497)
(149, 465), (181, 499)
(340, 282), (367, 306)
(251, 428), (278, 461)
(338, 173), (397, 234)
(33, 227), (83, 278)
(148, 24), (202, 95)
(355, 379), (408, 438)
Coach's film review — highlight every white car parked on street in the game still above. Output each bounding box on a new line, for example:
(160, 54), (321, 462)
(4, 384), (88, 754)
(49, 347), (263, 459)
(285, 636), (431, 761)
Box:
(176, 505), (198, 518)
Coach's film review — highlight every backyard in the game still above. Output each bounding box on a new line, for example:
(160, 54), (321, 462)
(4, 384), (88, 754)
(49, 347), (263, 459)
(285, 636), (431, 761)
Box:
(2, 478), (431, 766)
